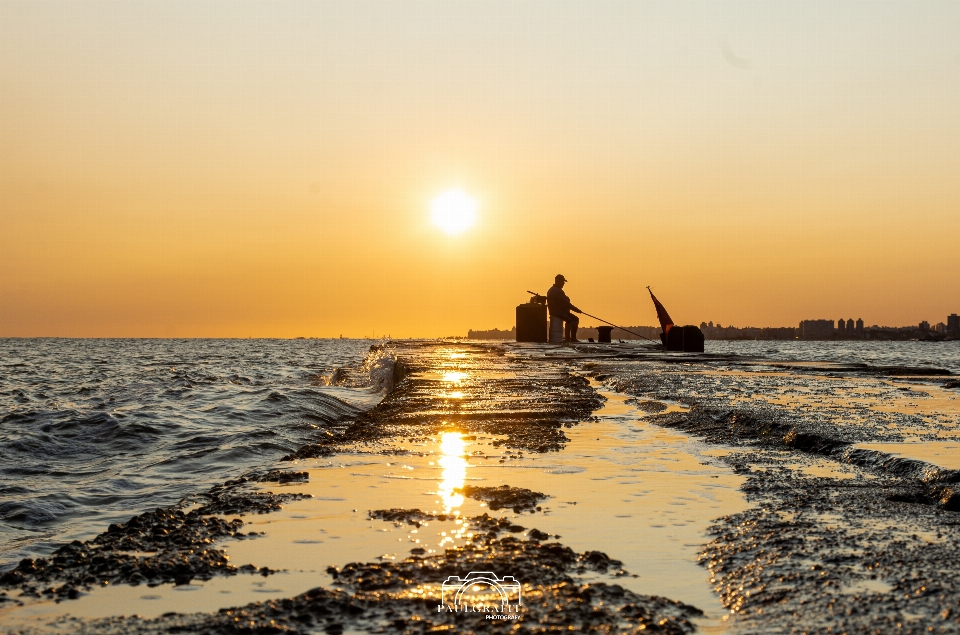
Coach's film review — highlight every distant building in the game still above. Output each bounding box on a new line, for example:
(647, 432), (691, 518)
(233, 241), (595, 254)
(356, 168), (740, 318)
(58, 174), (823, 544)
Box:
(934, 322), (947, 334)
(837, 318), (846, 335)
(800, 319), (835, 340)
(919, 321), (930, 331)
(949, 314), (960, 333)
(699, 322), (796, 340)
(856, 318), (864, 335)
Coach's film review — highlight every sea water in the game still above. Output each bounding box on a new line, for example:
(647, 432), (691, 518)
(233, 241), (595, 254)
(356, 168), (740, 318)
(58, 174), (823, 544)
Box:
(0, 338), (390, 568)
(705, 339), (960, 373)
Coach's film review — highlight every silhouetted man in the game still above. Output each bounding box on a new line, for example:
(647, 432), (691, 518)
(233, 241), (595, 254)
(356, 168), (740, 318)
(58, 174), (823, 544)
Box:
(547, 274), (581, 342)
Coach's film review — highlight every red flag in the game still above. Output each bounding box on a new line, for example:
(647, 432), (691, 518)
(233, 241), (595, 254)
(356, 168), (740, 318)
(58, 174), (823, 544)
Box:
(647, 287), (675, 334)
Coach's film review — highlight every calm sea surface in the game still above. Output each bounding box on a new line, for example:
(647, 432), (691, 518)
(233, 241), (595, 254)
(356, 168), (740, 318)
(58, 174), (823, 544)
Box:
(1, 338), (957, 569)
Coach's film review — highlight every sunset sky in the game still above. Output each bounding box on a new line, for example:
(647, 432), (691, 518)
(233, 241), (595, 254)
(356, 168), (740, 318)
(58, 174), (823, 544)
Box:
(2, 1), (959, 337)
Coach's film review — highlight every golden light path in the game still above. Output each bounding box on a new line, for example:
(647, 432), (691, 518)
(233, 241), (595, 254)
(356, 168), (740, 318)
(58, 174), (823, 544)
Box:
(437, 432), (467, 514)
(441, 371), (468, 383)
(440, 370), (467, 399)
(434, 358), (474, 545)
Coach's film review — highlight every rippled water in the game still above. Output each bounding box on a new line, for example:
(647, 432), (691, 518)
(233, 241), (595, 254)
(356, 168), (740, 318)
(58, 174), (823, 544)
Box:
(0, 338), (386, 567)
(705, 340), (960, 373)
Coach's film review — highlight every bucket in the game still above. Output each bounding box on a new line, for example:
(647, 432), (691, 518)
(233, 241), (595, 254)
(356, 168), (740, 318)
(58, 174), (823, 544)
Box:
(549, 317), (565, 343)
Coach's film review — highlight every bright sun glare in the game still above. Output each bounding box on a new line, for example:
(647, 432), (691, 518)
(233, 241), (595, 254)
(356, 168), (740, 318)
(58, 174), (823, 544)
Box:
(431, 190), (477, 236)
(438, 432), (467, 514)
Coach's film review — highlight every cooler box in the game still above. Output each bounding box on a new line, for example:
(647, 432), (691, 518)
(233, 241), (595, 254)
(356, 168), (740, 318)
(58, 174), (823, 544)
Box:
(516, 303), (548, 342)
(664, 325), (705, 352)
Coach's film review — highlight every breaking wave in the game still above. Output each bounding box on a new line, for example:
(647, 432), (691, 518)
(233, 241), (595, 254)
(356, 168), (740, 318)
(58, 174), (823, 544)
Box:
(322, 344), (406, 395)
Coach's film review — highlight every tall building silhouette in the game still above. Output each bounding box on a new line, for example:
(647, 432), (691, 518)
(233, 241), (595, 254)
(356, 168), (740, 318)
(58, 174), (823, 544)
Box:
(800, 320), (835, 340)
(856, 318), (864, 336)
(837, 318), (846, 336)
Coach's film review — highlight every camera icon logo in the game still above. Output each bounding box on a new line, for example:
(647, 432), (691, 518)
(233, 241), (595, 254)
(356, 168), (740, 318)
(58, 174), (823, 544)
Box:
(440, 571), (522, 611)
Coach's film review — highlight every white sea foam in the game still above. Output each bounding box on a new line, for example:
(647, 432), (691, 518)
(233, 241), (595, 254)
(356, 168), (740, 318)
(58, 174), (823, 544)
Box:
(361, 346), (403, 393)
(321, 344), (402, 393)
(317, 345), (403, 409)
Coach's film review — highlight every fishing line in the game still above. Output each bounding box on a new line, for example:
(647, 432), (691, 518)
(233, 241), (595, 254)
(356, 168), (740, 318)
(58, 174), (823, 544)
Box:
(526, 290), (660, 342)
(574, 311), (659, 342)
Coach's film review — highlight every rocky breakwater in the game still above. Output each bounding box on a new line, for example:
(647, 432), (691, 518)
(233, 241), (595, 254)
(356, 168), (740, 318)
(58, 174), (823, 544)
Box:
(590, 355), (960, 633)
(0, 470), (311, 603)
(44, 506), (704, 635)
(283, 341), (605, 459)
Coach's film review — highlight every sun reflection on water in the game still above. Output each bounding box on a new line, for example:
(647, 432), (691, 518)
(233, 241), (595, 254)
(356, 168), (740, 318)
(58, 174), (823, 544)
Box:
(437, 432), (467, 515)
(441, 371), (468, 383)
(440, 371), (467, 399)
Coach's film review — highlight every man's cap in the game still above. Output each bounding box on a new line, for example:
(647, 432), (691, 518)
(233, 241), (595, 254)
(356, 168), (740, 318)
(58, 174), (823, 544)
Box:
(555, 274), (566, 283)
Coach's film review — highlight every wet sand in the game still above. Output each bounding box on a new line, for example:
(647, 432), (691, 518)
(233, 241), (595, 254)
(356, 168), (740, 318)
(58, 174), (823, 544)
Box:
(3, 341), (960, 634)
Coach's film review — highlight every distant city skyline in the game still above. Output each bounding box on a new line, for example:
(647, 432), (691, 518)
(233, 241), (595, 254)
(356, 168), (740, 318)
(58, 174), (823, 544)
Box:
(699, 313), (959, 331)
(467, 312), (960, 341)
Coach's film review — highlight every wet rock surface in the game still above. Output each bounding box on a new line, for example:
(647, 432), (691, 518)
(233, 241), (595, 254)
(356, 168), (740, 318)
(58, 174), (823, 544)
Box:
(0, 478), (308, 599)
(0, 509), (242, 599)
(245, 469), (310, 484)
(586, 352), (960, 633)
(368, 509), (441, 527)
(701, 451), (960, 634)
(367, 510), (534, 537)
(630, 399), (669, 413)
(194, 485), (312, 516)
(633, 400), (960, 514)
(599, 353), (960, 511)
(284, 343), (603, 460)
(604, 357), (960, 444)
(40, 512), (700, 635)
(457, 485), (548, 512)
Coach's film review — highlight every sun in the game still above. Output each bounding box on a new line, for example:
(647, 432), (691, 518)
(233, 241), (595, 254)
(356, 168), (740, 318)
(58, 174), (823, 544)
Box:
(431, 189), (477, 236)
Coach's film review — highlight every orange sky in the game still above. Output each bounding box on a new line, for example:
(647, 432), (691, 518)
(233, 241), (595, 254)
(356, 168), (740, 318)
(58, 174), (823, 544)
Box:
(2, 1), (959, 337)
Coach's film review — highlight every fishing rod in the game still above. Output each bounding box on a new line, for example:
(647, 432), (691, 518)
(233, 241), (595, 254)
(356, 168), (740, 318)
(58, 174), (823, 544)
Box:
(575, 311), (659, 342)
(526, 291), (658, 342)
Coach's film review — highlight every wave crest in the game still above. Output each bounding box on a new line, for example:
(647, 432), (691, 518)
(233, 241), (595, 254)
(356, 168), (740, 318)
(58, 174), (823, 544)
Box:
(362, 345), (405, 392)
(322, 345), (405, 393)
